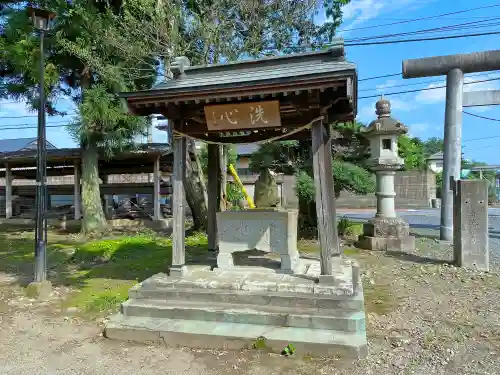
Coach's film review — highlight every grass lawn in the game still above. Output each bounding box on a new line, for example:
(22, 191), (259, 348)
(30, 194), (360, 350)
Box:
(0, 226), (208, 317)
(0, 220), (393, 319)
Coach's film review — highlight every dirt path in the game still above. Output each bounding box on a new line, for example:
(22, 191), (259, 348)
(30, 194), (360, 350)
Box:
(1, 239), (500, 374)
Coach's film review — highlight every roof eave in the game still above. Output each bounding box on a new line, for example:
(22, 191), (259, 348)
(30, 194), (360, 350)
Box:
(121, 64), (355, 96)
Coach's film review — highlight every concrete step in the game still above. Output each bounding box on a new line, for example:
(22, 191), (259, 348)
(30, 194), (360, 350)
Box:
(104, 314), (368, 359)
(121, 299), (366, 333)
(129, 285), (365, 311)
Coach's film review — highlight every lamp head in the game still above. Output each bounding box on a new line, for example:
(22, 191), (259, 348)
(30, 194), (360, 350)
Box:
(27, 6), (56, 31)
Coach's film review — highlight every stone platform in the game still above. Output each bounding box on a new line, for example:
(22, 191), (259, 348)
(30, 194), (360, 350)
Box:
(104, 258), (368, 358)
(358, 216), (415, 251)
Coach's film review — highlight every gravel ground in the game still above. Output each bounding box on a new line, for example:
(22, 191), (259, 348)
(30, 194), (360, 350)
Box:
(1, 238), (500, 374)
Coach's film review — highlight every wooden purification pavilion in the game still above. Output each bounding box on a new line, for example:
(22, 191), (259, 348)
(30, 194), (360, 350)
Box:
(120, 39), (358, 278)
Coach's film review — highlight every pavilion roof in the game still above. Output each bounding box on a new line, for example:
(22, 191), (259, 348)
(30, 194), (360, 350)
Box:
(120, 39), (358, 143)
(147, 44), (354, 95)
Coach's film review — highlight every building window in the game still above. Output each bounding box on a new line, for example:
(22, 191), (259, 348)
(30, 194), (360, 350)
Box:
(382, 139), (392, 150)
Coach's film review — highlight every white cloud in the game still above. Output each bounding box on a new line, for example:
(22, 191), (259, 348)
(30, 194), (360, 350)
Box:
(0, 100), (33, 117)
(414, 81), (446, 104)
(340, 0), (433, 33)
(358, 103), (377, 122)
(407, 122), (430, 136)
(415, 73), (500, 106)
(358, 97), (415, 122)
(375, 80), (399, 92)
(388, 97), (416, 112)
(341, 0), (387, 29)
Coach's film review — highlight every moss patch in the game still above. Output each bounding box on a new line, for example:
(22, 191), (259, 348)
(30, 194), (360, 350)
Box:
(363, 283), (398, 315)
(62, 233), (208, 316)
(0, 226), (210, 318)
(298, 240), (359, 257)
(63, 278), (135, 314)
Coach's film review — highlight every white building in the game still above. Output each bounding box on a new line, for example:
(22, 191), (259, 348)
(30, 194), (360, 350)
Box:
(426, 152), (443, 173)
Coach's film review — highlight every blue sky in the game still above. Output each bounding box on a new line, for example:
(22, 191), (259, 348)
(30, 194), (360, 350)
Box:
(337, 0), (500, 165)
(1, 0), (500, 164)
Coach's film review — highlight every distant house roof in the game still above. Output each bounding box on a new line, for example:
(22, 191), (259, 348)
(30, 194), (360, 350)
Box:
(427, 152), (443, 161)
(236, 144), (259, 156)
(0, 137), (57, 153)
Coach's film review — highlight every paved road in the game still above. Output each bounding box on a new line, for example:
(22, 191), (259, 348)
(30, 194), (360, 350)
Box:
(337, 208), (500, 255)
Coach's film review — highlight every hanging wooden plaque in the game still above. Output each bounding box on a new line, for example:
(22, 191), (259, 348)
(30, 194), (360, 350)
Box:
(204, 100), (281, 131)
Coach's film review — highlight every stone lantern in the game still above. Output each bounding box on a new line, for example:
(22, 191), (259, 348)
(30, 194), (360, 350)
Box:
(357, 97), (415, 251)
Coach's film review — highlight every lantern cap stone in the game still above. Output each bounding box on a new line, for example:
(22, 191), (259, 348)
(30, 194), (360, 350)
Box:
(375, 95), (391, 117)
(362, 97), (408, 136)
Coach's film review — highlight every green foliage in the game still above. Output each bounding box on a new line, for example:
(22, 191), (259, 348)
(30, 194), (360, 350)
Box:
(332, 159), (375, 197)
(337, 217), (351, 237)
(331, 121), (370, 163)
(199, 144), (237, 175)
(435, 171), (443, 198)
(423, 137), (444, 156)
(459, 160), (497, 203)
(249, 122), (370, 175)
(295, 161), (375, 204)
(1, 1), (158, 112)
(0, 228), (210, 316)
(68, 85), (147, 156)
(1, 1), (353, 233)
(398, 135), (425, 170)
(226, 182), (245, 209)
(337, 217), (363, 238)
(282, 343), (296, 356)
(249, 141), (301, 174)
(253, 336), (268, 350)
(295, 170), (316, 204)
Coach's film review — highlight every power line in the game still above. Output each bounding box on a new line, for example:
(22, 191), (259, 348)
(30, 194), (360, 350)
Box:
(464, 135), (500, 142)
(358, 73), (400, 81)
(0, 120), (70, 128)
(261, 23), (500, 51)
(0, 113), (76, 119)
(462, 144), (500, 151)
(359, 71), (500, 92)
(0, 124), (68, 131)
(336, 4), (500, 33)
(345, 30), (500, 46)
(346, 17), (500, 43)
(359, 77), (500, 99)
(359, 17), (500, 20)
(463, 111), (500, 122)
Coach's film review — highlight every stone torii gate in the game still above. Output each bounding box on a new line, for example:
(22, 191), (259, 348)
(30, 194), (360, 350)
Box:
(402, 50), (500, 241)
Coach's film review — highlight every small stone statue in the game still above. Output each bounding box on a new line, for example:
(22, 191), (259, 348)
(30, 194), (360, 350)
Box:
(253, 168), (280, 208)
(171, 56), (191, 79)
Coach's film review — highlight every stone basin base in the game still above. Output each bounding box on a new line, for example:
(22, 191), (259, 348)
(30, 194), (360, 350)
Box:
(104, 257), (368, 359)
(216, 208), (299, 273)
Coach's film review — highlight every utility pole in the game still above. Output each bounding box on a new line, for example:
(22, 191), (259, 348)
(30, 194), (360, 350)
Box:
(402, 50), (500, 241)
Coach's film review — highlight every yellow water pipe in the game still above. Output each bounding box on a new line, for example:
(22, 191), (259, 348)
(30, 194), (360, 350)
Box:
(228, 164), (255, 209)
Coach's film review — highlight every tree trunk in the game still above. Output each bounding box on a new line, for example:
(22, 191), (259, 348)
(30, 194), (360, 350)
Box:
(81, 143), (108, 234)
(184, 147), (208, 230)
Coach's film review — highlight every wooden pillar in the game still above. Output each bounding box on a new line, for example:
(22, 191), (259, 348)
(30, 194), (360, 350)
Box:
(207, 144), (221, 251)
(73, 162), (81, 220)
(219, 145), (227, 211)
(5, 163), (12, 219)
(170, 124), (187, 278)
(153, 155), (162, 220)
(105, 195), (114, 218)
(311, 120), (340, 277)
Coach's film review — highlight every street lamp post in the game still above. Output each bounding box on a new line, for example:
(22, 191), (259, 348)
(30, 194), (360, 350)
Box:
(28, 6), (55, 284)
